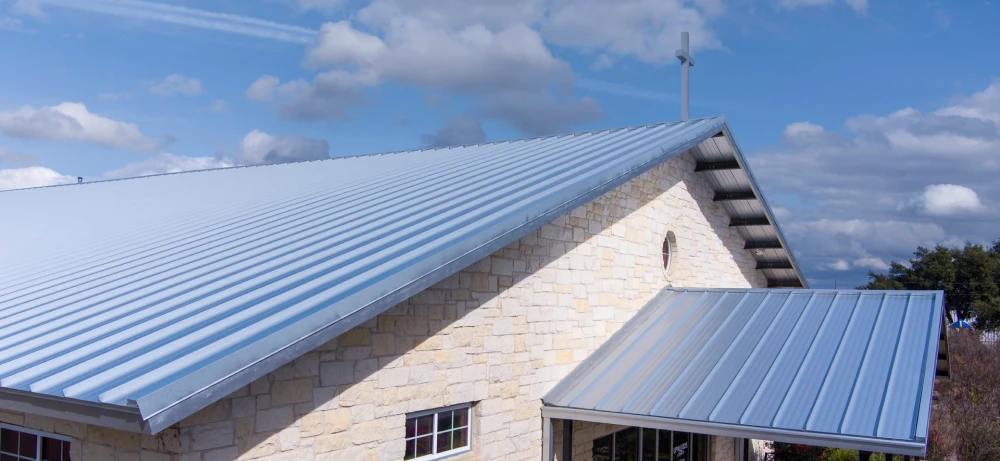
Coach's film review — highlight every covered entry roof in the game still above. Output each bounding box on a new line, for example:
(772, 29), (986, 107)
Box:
(0, 117), (803, 433)
(543, 288), (944, 456)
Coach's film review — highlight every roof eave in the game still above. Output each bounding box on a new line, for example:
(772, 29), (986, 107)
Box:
(541, 406), (927, 457)
(0, 387), (147, 434)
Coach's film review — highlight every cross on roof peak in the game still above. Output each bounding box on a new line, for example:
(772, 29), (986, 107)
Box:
(675, 31), (694, 121)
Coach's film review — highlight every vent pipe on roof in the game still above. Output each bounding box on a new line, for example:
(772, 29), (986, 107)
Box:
(77, 177), (83, 184)
(675, 31), (695, 121)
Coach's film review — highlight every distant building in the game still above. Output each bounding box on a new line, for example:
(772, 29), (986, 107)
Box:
(0, 117), (942, 461)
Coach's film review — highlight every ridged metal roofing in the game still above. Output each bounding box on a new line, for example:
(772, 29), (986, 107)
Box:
(0, 116), (805, 433)
(544, 288), (943, 456)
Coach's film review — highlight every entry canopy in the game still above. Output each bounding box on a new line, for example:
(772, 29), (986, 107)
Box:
(543, 288), (944, 457)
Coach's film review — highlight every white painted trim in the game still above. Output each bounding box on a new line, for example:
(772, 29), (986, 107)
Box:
(406, 402), (471, 419)
(405, 404), (473, 460)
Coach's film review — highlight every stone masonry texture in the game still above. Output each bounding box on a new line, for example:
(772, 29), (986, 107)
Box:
(2, 153), (766, 460)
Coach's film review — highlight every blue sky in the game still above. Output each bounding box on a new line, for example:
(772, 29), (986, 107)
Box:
(1, 0), (998, 288)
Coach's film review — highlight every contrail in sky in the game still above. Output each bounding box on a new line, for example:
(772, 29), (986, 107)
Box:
(36, 0), (674, 103)
(37, 0), (318, 43)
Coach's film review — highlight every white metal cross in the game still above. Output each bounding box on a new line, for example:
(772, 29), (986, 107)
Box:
(675, 31), (695, 121)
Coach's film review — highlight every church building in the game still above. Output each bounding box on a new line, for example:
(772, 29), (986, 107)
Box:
(0, 115), (943, 461)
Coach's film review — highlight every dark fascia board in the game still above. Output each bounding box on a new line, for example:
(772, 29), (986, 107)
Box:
(0, 387), (147, 434)
(138, 117), (730, 434)
(540, 406), (926, 457)
(716, 124), (808, 288)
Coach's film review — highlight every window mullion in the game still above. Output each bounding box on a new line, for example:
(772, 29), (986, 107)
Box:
(432, 412), (438, 455)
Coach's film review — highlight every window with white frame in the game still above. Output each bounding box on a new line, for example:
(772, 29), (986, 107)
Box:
(404, 404), (471, 460)
(0, 424), (72, 461)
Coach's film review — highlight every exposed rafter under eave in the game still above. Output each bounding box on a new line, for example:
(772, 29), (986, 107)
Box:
(744, 241), (783, 250)
(757, 261), (794, 270)
(695, 160), (740, 172)
(713, 191), (756, 201)
(729, 217), (771, 227)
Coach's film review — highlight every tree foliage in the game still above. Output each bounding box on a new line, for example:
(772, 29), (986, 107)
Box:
(859, 242), (1000, 330)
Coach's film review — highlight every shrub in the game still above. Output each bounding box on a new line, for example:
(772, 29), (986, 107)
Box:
(769, 442), (827, 461)
(823, 448), (857, 461)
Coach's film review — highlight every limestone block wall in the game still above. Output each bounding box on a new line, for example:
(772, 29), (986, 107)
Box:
(0, 152), (766, 460)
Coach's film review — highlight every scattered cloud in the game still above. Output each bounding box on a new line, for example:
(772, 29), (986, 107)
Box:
(103, 153), (232, 179)
(147, 74), (203, 96)
(0, 16), (22, 30)
(481, 90), (602, 135)
(248, 70), (377, 120)
(284, 0), (348, 14)
(913, 184), (989, 217)
(30, 0), (317, 43)
(201, 99), (228, 114)
(0, 166), (76, 191)
(777, 0), (867, 14)
(853, 257), (889, 271)
(0, 102), (164, 152)
(10, 0), (44, 19)
(827, 259), (850, 271)
(423, 115), (486, 147)
(98, 92), (131, 102)
(753, 83), (1000, 286)
(233, 130), (329, 165)
(575, 78), (674, 102)
(0, 146), (41, 166)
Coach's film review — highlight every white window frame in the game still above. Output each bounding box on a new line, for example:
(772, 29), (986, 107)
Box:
(0, 423), (72, 461)
(404, 403), (472, 461)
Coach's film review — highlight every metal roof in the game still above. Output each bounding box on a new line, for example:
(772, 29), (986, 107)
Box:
(543, 288), (944, 456)
(0, 117), (803, 433)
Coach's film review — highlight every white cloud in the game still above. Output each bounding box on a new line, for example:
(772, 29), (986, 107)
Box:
(234, 130), (330, 165)
(0, 167), (76, 191)
(98, 92), (131, 102)
(103, 153), (232, 179)
(853, 257), (889, 271)
(777, 0), (867, 14)
(251, 70), (378, 120)
(0, 102), (162, 152)
(32, 0), (317, 43)
(147, 74), (203, 96)
(202, 99), (227, 114)
(0, 16), (22, 30)
(827, 259), (850, 271)
(246, 75), (279, 102)
(422, 115), (486, 147)
(915, 184), (988, 217)
(306, 21), (386, 69)
(753, 83), (1000, 285)
(11, 0), (44, 19)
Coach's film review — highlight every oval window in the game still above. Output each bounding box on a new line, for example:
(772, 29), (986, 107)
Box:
(662, 231), (677, 277)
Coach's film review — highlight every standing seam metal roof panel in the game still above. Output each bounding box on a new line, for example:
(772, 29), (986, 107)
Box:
(543, 288), (944, 456)
(0, 117), (791, 433)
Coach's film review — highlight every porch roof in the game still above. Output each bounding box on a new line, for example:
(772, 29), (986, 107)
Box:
(542, 288), (944, 456)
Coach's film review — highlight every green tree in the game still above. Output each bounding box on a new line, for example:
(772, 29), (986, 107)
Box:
(859, 242), (1000, 329)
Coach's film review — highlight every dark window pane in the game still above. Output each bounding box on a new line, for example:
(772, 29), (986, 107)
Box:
(453, 409), (468, 428)
(436, 430), (452, 453)
(63, 440), (71, 461)
(614, 427), (639, 461)
(693, 434), (709, 461)
(415, 435), (432, 457)
(641, 428), (656, 461)
(1, 454), (18, 461)
(453, 427), (468, 449)
(0, 430), (17, 454)
(658, 431), (671, 461)
(438, 411), (453, 431)
(672, 432), (690, 461)
(19, 432), (37, 457)
(405, 417), (416, 438)
(42, 437), (63, 461)
(593, 434), (612, 461)
(416, 415), (433, 436)
(404, 439), (415, 460)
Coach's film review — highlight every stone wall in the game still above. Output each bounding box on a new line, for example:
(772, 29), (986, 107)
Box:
(0, 152), (766, 460)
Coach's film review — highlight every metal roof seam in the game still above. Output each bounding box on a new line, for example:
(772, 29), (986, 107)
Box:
(802, 292), (872, 431)
(834, 293), (889, 434)
(649, 290), (762, 416)
(871, 294), (913, 437)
